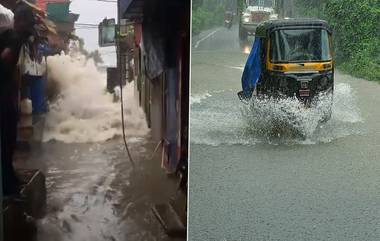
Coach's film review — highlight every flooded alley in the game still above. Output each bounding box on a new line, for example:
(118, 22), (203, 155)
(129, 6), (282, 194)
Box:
(1, 0), (190, 240)
(20, 140), (181, 241)
(15, 53), (182, 241)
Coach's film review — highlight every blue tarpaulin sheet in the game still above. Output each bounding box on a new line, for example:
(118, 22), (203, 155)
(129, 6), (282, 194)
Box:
(240, 37), (262, 100)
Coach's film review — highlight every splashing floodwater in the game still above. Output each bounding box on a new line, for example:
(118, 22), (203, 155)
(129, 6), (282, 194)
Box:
(43, 53), (149, 143)
(241, 93), (333, 139)
(35, 141), (140, 241)
(190, 83), (363, 146)
(34, 52), (153, 240)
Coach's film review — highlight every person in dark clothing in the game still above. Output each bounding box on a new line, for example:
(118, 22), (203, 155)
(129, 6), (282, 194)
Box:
(0, 3), (36, 195)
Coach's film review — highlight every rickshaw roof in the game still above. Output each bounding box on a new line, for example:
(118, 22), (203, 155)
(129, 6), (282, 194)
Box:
(255, 18), (332, 38)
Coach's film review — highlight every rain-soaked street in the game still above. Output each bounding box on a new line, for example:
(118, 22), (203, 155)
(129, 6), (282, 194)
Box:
(189, 26), (380, 241)
(18, 139), (180, 241)
(14, 54), (183, 241)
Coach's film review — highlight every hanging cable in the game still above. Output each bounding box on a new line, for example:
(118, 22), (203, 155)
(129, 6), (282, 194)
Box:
(116, 0), (135, 167)
(117, 43), (135, 167)
(119, 66), (135, 167)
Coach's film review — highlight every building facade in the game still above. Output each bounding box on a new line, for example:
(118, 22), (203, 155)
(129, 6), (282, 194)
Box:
(35, 0), (79, 53)
(121, 0), (190, 175)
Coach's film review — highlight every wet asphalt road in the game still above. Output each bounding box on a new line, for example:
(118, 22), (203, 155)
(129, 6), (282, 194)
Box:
(188, 26), (380, 241)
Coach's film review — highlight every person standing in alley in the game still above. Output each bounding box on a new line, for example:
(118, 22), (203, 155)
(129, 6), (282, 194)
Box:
(0, 3), (36, 195)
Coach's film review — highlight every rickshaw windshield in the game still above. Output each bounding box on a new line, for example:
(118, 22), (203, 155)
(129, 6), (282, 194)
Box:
(270, 28), (331, 63)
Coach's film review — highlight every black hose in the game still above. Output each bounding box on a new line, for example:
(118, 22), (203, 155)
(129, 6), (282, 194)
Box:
(116, 0), (135, 167)
(119, 68), (135, 167)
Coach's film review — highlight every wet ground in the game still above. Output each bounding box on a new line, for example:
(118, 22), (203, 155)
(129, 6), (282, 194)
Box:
(189, 26), (380, 241)
(16, 138), (183, 241)
(12, 53), (184, 241)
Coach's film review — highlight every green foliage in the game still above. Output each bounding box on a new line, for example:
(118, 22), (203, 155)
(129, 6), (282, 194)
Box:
(192, 6), (212, 35)
(77, 37), (104, 65)
(192, 0), (236, 35)
(295, 0), (380, 81)
(87, 50), (104, 65)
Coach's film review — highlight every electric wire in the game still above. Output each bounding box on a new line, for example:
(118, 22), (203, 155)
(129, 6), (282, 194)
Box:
(116, 17), (135, 167)
(119, 70), (135, 167)
(115, 0), (135, 167)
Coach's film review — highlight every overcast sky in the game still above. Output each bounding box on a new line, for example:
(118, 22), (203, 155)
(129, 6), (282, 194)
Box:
(70, 0), (117, 66)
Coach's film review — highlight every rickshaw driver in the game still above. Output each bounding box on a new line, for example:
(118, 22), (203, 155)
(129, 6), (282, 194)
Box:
(288, 35), (317, 62)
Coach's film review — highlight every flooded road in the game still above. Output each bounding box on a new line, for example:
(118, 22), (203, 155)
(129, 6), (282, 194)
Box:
(20, 139), (179, 241)
(189, 26), (380, 241)
(15, 53), (182, 241)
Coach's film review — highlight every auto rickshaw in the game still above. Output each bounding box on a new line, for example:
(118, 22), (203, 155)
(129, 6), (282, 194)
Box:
(238, 19), (334, 120)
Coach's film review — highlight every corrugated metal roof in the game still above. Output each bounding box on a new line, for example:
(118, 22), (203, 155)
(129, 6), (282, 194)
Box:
(35, 0), (69, 11)
(47, 2), (69, 22)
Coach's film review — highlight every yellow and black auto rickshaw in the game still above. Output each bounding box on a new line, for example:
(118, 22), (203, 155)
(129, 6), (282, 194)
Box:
(238, 19), (334, 120)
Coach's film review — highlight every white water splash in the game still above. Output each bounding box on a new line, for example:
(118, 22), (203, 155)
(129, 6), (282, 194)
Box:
(242, 91), (334, 139)
(190, 93), (212, 104)
(36, 143), (127, 241)
(43, 53), (149, 143)
(190, 83), (363, 146)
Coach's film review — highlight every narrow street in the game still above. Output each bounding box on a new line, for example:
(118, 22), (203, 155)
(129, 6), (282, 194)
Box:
(17, 139), (181, 241)
(189, 26), (380, 241)
(2, 0), (190, 240)
(14, 54), (183, 241)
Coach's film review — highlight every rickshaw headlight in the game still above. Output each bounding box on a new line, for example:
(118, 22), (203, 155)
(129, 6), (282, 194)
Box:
(243, 17), (250, 23)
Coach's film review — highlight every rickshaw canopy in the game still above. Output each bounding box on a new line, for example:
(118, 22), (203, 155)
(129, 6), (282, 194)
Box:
(255, 18), (332, 38)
